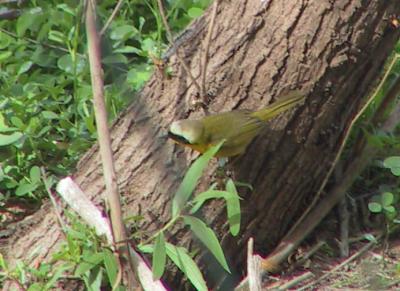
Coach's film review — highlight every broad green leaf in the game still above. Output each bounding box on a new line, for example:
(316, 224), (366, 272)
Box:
(85, 265), (103, 291)
(381, 192), (394, 207)
(0, 114), (18, 132)
(190, 189), (240, 214)
(42, 111), (59, 120)
(152, 232), (166, 280)
(368, 202), (382, 213)
(103, 248), (118, 288)
(166, 243), (207, 291)
(0, 31), (13, 49)
(187, 7), (204, 18)
(383, 156), (400, 176)
(383, 205), (396, 213)
(18, 61), (33, 75)
(57, 54), (73, 73)
(0, 51), (12, 63)
(0, 132), (23, 146)
(30, 166), (41, 184)
(225, 179), (241, 236)
(75, 251), (104, 276)
(48, 30), (66, 44)
(183, 216), (230, 273)
(110, 25), (138, 40)
(172, 141), (224, 217)
(16, 182), (38, 196)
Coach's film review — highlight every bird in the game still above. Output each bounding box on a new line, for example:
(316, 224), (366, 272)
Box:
(168, 91), (305, 157)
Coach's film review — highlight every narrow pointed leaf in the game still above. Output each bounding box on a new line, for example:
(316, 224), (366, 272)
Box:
(152, 232), (166, 280)
(225, 179), (241, 236)
(172, 140), (224, 217)
(166, 243), (207, 291)
(183, 216), (230, 273)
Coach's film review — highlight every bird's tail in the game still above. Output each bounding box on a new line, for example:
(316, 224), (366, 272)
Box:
(251, 90), (305, 121)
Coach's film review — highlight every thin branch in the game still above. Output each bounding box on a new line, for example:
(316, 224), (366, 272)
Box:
(85, 0), (137, 287)
(156, 0), (201, 94)
(100, 0), (124, 35)
(200, 0), (218, 101)
(41, 167), (67, 233)
(297, 235), (382, 291)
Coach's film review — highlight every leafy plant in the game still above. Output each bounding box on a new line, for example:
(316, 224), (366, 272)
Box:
(139, 142), (243, 290)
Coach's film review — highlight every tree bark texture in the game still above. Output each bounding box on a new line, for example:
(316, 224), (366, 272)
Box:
(2, 0), (400, 289)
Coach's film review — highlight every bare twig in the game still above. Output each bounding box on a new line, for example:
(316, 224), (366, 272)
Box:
(247, 238), (262, 291)
(41, 167), (67, 233)
(200, 0), (218, 101)
(289, 240), (326, 271)
(100, 0), (124, 35)
(297, 235), (382, 291)
(276, 272), (314, 290)
(85, 0), (137, 288)
(156, 0), (201, 94)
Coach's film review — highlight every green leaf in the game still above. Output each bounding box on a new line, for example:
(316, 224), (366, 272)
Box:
(383, 156), (400, 176)
(383, 205), (396, 213)
(0, 253), (8, 271)
(152, 232), (166, 280)
(85, 265), (103, 291)
(381, 192), (394, 207)
(187, 7), (204, 19)
(0, 132), (23, 146)
(0, 51), (12, 63)
(16, 182), (38, 196)
(172, 140), (224, 217)
(363, 233), (378, 243)
(103, 248), (118, 288)
(183, 216), (230, 273)
(190, 189), (240, 214)
(57, 54), (74, 73)
(225, 179), (241, 236)
(110, 25), (138, 40)
(114, 46), (141, 54)
(30, 166), (41, 184)
(42, 111), (59, 120)
(0, 31), (13, 49)
(18, 61), (33, 75)
(166, 243), (207, 291)
(0, 114), (18, 132)
(368, 202), (382, 213)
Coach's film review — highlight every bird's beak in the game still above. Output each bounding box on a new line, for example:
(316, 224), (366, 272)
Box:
(167, 131), (191, 145)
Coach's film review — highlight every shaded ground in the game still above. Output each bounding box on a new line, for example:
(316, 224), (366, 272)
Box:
(263, 221), (400, 290)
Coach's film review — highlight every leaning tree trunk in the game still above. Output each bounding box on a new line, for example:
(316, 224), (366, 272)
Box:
(3, 0), (400, 289)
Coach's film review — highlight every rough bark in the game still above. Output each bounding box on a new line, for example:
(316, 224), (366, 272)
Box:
(2, 0), (400, 289)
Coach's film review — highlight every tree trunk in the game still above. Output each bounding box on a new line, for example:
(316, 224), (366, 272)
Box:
(2, 0), (400, 289)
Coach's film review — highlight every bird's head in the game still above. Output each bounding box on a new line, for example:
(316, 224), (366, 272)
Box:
(168, 119), (204, 145)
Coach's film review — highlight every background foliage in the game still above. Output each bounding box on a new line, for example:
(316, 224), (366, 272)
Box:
(0, 0), (211, 203)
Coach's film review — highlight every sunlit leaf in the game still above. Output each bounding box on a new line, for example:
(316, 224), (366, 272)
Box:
(152, 232), (166, 280)
(183, 216), (230, 273)
(172, 141), (224, 217)
(166, 243), (207, 291)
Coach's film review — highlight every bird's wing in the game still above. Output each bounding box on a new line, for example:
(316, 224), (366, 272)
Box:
(202, 111), (263, 148)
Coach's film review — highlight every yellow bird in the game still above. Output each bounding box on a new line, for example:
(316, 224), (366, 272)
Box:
(168, 91), (305, 157)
